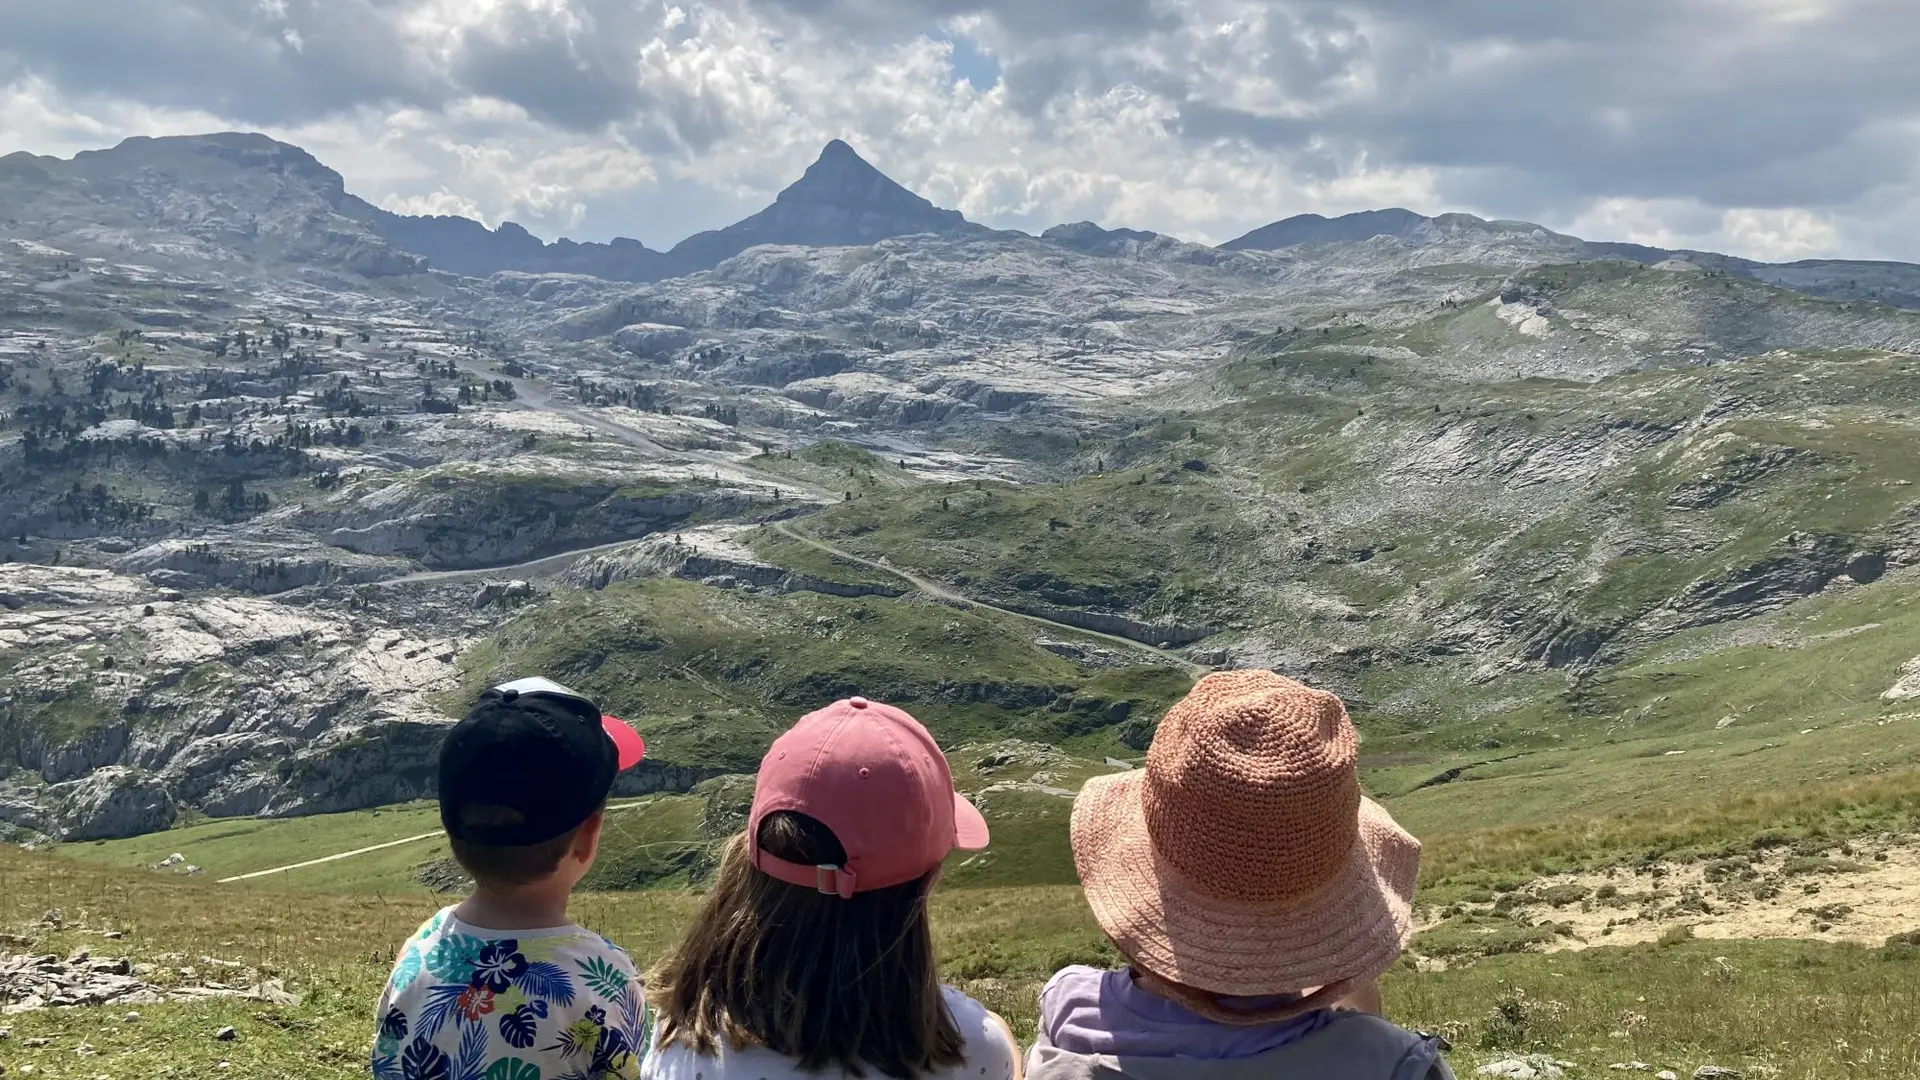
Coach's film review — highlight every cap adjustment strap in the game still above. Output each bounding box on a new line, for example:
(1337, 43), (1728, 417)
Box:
(752, 850), (857, 899)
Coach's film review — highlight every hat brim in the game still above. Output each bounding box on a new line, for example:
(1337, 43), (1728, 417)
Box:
(953, 791), (990, 850)
(602, 715), (646, 771)
(1070, 771), (1420, 998)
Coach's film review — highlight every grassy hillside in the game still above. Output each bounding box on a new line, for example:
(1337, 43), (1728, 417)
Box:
(449, 576), (1192, 773)
(19, 771), (1920, 1078)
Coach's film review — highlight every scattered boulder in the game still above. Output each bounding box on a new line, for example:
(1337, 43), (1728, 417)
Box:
(611, 322), (694, 358)
(215, 1026), (237, 1041)
(1033, 637), (1130, 668)
(0, 950), (298, 1015)
(1885, 655), (1920, 702)
(1845, 552), (1887, 584)
(471, 579), (535, 609)
(1692, 1069), (1741, 1080)
(1477, 1059), (1569, 1079)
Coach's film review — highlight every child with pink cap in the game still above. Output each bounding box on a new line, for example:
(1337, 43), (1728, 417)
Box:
(643, 695), (1023, 1080)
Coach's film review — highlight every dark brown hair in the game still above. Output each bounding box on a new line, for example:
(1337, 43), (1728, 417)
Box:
(647, 812), (963, 1078)
(448, 806), (597, 886)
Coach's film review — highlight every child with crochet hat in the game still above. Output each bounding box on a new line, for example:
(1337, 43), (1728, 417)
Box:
(1027, 670), (1455, 1080)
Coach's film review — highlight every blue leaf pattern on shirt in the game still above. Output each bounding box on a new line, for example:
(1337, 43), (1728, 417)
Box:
(514, 961), (576, 1007)
(390, 948), (425, 993)
(400, 1036), (452, 1080)
(426, 934), (488, 982)
(499, 1005), (541, 1050)
(418, 983), (470, 1039)
(455, 1018), (491, 1080)
(374, 911), (644, 1080)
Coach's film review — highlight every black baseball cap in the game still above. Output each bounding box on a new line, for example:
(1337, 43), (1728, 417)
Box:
(439, 677), (647, 846)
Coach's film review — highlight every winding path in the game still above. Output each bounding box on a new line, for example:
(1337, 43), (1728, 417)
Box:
(216, 799), (659, 883)
(390, 352), (1205, 675)
(769, 522), (1208, 675)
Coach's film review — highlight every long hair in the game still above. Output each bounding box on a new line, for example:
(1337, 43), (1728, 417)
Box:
(647, 811), (963, 1078)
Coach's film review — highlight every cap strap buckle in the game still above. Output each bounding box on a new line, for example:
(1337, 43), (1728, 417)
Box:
(752, 849), (857, 899)
(814, 863), (842, 895)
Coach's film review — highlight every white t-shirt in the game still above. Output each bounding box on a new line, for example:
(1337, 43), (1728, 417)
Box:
(641, 986), (1017, 1080)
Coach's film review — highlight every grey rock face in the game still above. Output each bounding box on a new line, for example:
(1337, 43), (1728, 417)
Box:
(0, 564), (467, 836)
(261, 715), (452, 819)
(53, 767), (177, 841)
(0, 133), (428, 277)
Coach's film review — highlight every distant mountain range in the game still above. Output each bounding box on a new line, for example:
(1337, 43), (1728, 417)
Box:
(5, 131), (1920, 308)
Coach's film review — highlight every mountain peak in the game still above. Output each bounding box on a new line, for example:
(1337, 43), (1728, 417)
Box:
(776, 140), (901, 210)
(667, 140), (970, 265)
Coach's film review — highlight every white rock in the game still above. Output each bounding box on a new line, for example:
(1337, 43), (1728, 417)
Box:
(1478, 1060), (1562, 1079)
(1885, 655), (1920, 702)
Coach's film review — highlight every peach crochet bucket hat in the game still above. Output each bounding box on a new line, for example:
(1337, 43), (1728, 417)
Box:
(1072, 669), (1421, 1007)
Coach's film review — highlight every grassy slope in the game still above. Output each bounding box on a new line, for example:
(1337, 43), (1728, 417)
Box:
(447, 576), (1191, 771)
(12, 836), (1920, 1078)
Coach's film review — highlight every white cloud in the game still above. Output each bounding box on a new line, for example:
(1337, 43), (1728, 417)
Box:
(1721, 208), (1842, 262)
(1563, 197), (1848, 262)
(2, 0), (1918, 259)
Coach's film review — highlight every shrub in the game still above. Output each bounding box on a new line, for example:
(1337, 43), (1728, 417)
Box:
(1478, 986), (1568, 1050)
(1536, 883), (1591, 908)
(1656, 924), (1696, 948)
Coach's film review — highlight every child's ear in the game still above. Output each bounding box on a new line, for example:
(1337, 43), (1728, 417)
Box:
(573, 810), (606, 862)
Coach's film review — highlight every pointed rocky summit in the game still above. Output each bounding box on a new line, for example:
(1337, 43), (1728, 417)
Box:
(666, 140), (972, 269)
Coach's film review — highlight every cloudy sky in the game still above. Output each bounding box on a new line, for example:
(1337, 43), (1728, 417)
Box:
(4, 0), (1918, 261)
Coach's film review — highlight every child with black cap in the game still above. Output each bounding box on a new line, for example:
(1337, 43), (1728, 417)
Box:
(372, 677), (651, 1080)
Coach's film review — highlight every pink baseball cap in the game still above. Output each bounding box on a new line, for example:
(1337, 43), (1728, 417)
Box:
(749, 696), (990, 898)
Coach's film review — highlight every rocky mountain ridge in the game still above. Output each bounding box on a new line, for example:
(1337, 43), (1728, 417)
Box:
(8, 132), (1920, 311)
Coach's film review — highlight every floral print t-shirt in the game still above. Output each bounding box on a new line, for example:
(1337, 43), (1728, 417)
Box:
(373, 908), (649, 1080)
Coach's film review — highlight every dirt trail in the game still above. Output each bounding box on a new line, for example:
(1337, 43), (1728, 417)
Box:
(215, 800), (658, 883)
(770, 522), (1209, 675)
(215, 831), (442, 883)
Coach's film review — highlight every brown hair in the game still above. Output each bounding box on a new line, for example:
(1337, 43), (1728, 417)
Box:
(647, 812), (963, 1079)
(448, 805), (598, 886)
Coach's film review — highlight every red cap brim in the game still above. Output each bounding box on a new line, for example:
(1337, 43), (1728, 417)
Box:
(952, 792), (990, 851)
(602, 715), (646, 771)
